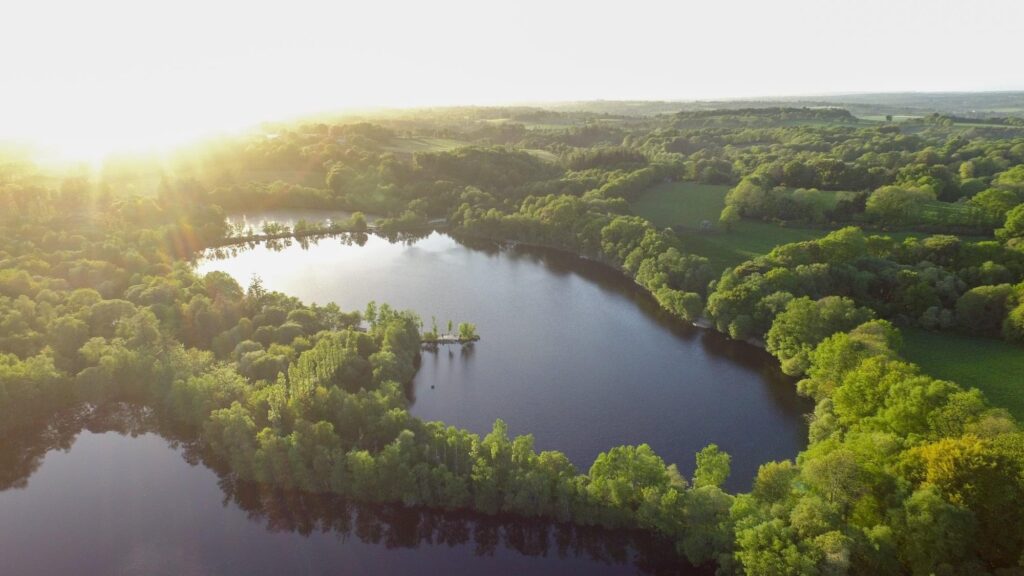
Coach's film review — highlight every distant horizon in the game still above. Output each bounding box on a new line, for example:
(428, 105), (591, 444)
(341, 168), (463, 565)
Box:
(7, 88), (1024, 165)
(7, 0), (1023, 161)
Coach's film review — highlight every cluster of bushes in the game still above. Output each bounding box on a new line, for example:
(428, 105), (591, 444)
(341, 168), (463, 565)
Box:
(723, 176), (1020, 234)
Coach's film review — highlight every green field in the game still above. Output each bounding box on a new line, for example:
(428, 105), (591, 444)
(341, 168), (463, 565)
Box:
(479, 117), (583, 130)
(918, 200), (988, 227)
(523, 148), (560, 162)
(631, 181), (731, 228)
(381, 137), (468, 154)
(901, 328), (1024, 419)
(630, 181), (988, 272)
(677, 222), (828, 270)
(631, 181), (831, 270)
(380, 137), (559, 163)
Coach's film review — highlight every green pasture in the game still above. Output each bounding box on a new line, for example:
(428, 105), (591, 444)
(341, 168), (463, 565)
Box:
(901, 327), (1024, 419)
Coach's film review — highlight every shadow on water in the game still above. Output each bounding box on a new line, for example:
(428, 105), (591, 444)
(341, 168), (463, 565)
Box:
(489, 240), (814, 420)
(225, 483), (712, 575)
(0, 403), (167, 491)
(0, 404), (712, 576)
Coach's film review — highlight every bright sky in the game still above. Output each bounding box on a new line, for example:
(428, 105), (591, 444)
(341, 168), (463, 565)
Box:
(4, 0), (1022, 161)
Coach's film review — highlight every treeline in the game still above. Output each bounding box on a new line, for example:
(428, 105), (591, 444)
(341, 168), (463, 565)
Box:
(923, 112), (1024, 128)
(643, 120), (1024, 202)
(208, 181), (344, 211)
(140, 106), (1024, 244)
(673, 107), (858, 128)
(706, 227), (1024, 346)
(563, 146), (647, 171)
(452, 194), (711, 322)
(736, 312), (1024, 574)
(723, 178), (869, 226)
(723, 165), (1024, 233)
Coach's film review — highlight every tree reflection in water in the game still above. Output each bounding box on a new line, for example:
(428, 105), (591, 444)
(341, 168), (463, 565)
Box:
(0, 402), (711, 576)
(223, 482), (709, 575)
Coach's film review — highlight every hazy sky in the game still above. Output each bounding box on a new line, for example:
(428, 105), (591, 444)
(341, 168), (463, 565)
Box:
(4, 0), (1022, 158)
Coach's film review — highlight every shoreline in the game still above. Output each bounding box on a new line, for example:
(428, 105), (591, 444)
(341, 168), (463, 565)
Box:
(202, 221), (771, 353)
(448, 230), (771, 351)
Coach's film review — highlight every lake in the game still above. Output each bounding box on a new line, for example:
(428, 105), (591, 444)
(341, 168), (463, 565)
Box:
(0, 406), (703, 575)
(197, 228), (810, 491)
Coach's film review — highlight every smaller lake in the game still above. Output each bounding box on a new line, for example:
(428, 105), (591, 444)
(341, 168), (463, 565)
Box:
(199, 225), (810, 491)
(0, 409), (705, 576)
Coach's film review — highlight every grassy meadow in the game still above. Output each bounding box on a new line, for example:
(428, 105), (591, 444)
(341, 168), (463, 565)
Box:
(630, 181), (731, 229)
(381, 136), (559, 162)
(630, 181), (830, 270)
(901, 328), (1024, 419)
(381, 136), (468, 154)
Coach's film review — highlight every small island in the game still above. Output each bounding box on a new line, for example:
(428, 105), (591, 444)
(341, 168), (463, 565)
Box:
(421, 319), (479, 347)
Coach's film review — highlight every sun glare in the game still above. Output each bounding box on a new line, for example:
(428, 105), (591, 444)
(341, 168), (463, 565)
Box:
(18, 105), (257, 168)
(5, 0), (1023, 167)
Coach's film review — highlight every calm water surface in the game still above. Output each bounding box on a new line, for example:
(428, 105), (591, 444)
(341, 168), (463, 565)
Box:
(0, 407), (699, 575)
(198, 227), (810, 490)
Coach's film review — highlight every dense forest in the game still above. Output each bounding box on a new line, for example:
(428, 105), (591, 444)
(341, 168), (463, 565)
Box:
(3, 104), (1024, 574)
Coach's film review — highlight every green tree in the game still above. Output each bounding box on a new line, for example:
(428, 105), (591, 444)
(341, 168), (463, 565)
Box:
(897, 487), (976, 576)
(998, 203), (1024, 240)
(693, 444), (731, 489)
(1003, 301), (1024, 343)
(680, 485), (734, 564)
(588, 444), (670, 518)
(801, 449), (862, 509)
(767, 296), (875, 376)
(865, 186), (935, 225)
(719, 204), (741, 231)
(752, 460), (798, 504)
(457, 322), (478, 341)
(904, 435), (1024, 566)
(954, 284), (1014, 335)
(348, 211), (368, 232)
(967, 188), (1020, 222)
